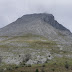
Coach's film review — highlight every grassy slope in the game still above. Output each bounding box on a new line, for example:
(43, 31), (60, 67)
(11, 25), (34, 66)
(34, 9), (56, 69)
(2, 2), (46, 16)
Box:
(0, 34), (72, 72)
(3, 58), (72, 72)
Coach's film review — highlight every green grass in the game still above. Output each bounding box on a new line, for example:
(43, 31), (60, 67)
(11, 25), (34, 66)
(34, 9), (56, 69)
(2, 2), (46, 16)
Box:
(0, 34), (58, 50)
(0, 34), (72, 72)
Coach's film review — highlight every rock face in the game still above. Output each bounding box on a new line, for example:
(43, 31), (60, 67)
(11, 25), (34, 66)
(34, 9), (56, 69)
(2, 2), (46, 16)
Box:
(0, 13), (71, 36)
(0, 13), (72, 65)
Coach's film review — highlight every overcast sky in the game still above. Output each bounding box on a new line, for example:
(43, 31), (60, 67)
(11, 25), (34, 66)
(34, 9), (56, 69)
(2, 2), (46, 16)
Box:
(0, 0), (72, 32)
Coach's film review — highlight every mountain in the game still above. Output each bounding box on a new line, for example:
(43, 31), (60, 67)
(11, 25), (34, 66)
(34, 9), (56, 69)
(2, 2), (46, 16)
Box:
(0, 13), (72, 42)
(0, 13), (72, 69)
(0, 13), (71, 36)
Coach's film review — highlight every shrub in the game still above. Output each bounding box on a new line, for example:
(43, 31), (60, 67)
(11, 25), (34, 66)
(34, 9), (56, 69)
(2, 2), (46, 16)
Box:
(35, 69), (39, 72)
(53, 63), (57, 65)
(7, 68), (13, 71)
(20, 62), (26, 67)
(27, 64), (31, 67)
(0, 69), (4, 72)
(42, 65), (45, 67)
(20, 71), (24, 72)
(51, 68), (55, 71)
(14, 66), (19, 69)
(22, 54), (31, 63)
(0, 56), (2, 64)
(65, 61), (69, 69)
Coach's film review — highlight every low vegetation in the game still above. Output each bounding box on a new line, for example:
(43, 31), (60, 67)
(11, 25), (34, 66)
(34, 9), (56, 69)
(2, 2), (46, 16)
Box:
(0, 57), (72, 72)
(0, 56), (2, 64)
(0, 34), (72, 72)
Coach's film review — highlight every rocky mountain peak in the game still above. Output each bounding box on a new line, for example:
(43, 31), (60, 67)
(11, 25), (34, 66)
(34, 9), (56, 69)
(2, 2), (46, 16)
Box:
(15, 13), (69, 31)
(15, 13), (54, 24)
(0, 13), (71, 36)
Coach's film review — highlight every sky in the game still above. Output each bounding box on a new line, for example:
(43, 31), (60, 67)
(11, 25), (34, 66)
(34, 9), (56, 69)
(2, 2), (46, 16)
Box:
(0, 0), (72, 32)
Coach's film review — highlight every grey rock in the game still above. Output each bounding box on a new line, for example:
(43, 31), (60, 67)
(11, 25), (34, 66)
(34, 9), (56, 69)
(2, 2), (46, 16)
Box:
(0, 13), (71, 37)
(0, 13), (72, 65)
